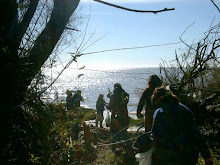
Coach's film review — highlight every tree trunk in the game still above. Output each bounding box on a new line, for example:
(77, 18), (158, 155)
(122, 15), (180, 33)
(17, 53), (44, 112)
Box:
(0, 0), (19, 155)
(0, 0), (80, 161)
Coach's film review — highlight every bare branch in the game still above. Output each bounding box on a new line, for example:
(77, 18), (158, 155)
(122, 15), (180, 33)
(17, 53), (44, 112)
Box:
(179, 22), (195, 48)
(65, 26), (79, 31)
(210, 0), (220, 13)
(93, 0), (175, 14)
(28, 0), (80, 80)
(175, 50), (185, 74)
(17, 0), (40, 46)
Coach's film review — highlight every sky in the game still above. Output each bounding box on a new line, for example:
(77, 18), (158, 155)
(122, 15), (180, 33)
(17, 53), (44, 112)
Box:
(60, 0), (220, 69)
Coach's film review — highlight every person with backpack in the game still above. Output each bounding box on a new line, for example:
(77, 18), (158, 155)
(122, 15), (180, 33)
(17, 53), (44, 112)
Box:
(106, 83), (135, 164)
(150, 86), (213, 165)
(107, 83), (130, 136)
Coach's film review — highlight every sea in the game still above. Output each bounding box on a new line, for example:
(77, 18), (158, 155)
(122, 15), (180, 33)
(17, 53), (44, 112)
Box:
(44, 67), (161, 119)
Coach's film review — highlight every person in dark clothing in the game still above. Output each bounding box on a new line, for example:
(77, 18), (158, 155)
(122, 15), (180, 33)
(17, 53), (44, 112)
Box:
(150, 86), (213, 165)
(107, 83), (130, 134)
(136, 75), (162, 132)
(106, 83), (135, 164)
(66, 90), (74, 111)
(73, 90), (83, 110)
(96, 94), (106, 128)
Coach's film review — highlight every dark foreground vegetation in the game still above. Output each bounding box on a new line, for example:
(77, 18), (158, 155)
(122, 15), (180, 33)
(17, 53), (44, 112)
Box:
(2, 98), (219, 164)
(0, 97), (144, 164)
(1, 0), (220, 164)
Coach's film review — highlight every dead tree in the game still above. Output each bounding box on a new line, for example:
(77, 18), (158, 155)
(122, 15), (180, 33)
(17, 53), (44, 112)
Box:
(159, 22), (220, 151)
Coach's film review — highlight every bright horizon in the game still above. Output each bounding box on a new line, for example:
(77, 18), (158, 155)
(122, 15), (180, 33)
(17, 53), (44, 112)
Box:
(55, 0), (220, 69)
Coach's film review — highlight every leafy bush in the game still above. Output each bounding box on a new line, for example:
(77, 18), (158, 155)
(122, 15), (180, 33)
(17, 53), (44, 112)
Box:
(3, 94), (97, 164)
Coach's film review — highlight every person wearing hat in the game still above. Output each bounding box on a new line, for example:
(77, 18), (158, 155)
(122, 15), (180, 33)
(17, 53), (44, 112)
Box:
(150, 86), (213, 165)
(136, 74), (162, 132)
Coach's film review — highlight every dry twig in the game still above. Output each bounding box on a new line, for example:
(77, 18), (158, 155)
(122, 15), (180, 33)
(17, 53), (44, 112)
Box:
(93, 0), (175, 14)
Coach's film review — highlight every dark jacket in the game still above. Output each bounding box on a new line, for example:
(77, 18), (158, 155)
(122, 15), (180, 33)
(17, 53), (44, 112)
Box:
(107, 89), (129, 129)
(151, 103), (211, 165)
(73, 93), (83, 109)
(66, 95), (73, 110)
(137, 86), (154, 115)
(137, 86), (155, 131)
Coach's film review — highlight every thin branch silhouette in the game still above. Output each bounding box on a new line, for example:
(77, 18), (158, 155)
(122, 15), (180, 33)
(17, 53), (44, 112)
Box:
(82, 41), (181, 56)
(93, 0), (175, 14)
(210, 0), (220, 13)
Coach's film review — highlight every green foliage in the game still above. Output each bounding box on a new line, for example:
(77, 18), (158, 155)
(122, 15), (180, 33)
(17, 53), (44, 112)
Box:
(197, 150), (220, 165)
(129, 117), (144, 127)
(3, 93), (97, 164)
(30, 154), (40, 164)
(80, 107), (96, 121)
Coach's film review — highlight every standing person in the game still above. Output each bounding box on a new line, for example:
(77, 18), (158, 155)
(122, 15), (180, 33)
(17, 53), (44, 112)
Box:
(150, 86), (213, 165)
(73, 90), (84, 110)
(66, 90), (73, 111)
(136, 74), (162, 132)
(96, 94), (106, 128)
(107, 83), (135, 164)
(107, 83), (130, 137)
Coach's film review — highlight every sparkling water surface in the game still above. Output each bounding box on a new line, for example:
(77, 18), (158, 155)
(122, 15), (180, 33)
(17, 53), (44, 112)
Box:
(45, 67), (160, 118)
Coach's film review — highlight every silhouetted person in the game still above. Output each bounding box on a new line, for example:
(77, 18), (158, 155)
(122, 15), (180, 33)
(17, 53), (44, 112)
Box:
(136, 74), (162, 132)
(73, 90), (83, 110)
(107, 83), (135, 164)
(66, 90), (73, 111)
(96, 94), (106, 128)
(150, 86), (213, 165)
(107, 83), (130, 136)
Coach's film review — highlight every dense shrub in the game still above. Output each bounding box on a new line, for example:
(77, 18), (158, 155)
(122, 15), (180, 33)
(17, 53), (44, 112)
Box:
(3, 96), (96, 164)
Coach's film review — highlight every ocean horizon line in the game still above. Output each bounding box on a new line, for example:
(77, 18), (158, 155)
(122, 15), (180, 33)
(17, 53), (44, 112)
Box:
(66, 65), (160, 71)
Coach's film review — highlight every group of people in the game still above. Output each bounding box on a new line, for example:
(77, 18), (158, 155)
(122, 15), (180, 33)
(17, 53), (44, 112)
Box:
(65, 90), (83, 112)
(95, 82), (135, 163)
(65, 74), (213, 165)
(96, 83), (130, 129)
(96, 83), (131, 145)
(95, 74), (213, 165)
